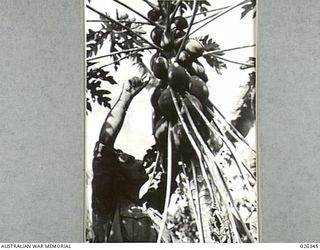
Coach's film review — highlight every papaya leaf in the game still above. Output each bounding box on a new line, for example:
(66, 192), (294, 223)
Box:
(241, 0), (256, 19)
(86, 67), (117, 111)
(199, 35), (226, 74)
(240, 57), (255, 70)
(181, 0), (211, 15)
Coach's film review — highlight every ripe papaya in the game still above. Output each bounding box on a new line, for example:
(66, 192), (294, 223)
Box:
(186, 61), (209, 83)
(151, 28), (164, 46)
(168, 63), (190, 92)
(189, 75), (209, 102)
(151, 86), (162, 110)
(148, 9), (161, 21)
(160, 31), (174, 51)
(173, 16), (188, 30)
(185, 39), (205, 57)
(177, 50), (191, 64)
(151, 56), (169, 80)
(157, 88), (178, 121)
(174, 30), (186, 39)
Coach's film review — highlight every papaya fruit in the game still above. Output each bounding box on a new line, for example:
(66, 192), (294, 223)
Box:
(148, 9), (161, 21)
(168, 62), (190, 92)
(151, 86), (162, 109)
(177, 50), (191, 64)
(151, 28), (164, 46)
(173, 16), (188, 30)
(160, 31), (174, 51)
(157, 87), (178, 121)
(151, 56), (169, 80)
(174, 30), (186, 39)
(189, 75), (209, 102)
(186, 61), (209, 83)
(185, 39), (205, 57)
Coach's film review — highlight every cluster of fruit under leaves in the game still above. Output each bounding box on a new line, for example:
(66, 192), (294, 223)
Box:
(86, 0), (257, 243)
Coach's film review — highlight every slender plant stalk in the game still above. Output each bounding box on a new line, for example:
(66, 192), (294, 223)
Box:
(201, 158), (242, 242)
(216, 166), (255, 242)
(203, 44), (256, 56)
(181, 162), (200, 226)
(100, 52), (137, 69)
(190, 0), (249, 35)
(192, 11), (221, 25)
(86, 5), (163, 51)
(87, 46), (154, 61)
(169, 0), (183, 22)
(185, 94), (255, 187)
(169, 89), (207, 242)
(157, 121), (173, 243)
(190, 160), (205, 242)
(215, 55), (254, 67)
(206, 101), (256, 153)
(142, 0), (158, 10)
(113, 0), (163, 29)
(184, 6), (230, 18)
(86, 19), (156, 26)
(175, 0), (198, 62)
(180, 97), (216, 203)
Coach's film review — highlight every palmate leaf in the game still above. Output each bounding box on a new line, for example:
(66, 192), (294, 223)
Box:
(86, 68), (118, 111)
(241, 0), (256, 19)
(199, 35), (227, 74)
(181, 0), (211, 15)
(86, 26), (112, 58)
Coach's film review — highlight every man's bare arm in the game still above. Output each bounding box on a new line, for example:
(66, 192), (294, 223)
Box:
(99, 76), (146, 147)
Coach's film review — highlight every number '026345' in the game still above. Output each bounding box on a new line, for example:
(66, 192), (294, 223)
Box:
(300, 244), (319, 249)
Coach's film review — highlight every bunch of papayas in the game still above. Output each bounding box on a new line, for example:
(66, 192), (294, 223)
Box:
(147, 3), (211, 150)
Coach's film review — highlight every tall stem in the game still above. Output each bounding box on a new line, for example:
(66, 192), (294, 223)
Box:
(86, 5), (162, 51)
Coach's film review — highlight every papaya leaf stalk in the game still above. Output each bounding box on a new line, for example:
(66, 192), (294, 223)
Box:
(190, 0), (250, 36)
(113, 0), (163, 29)
(157, 121), (173, 243)
(86, 5), (163, 51)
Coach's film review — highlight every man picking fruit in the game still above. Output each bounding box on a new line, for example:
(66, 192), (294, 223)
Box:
(91, 76), (167, 242)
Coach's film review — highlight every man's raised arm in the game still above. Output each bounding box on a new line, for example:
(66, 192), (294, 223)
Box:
(99, 76), (146, 147)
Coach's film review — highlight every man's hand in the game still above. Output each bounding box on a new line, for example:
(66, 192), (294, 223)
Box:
(121, 76), (147, 99)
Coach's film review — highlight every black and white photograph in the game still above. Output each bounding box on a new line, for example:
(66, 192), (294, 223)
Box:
(85, 0), (257, 243)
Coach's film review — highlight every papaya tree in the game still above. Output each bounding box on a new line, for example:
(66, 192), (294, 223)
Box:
(86, 0), (257, 243)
